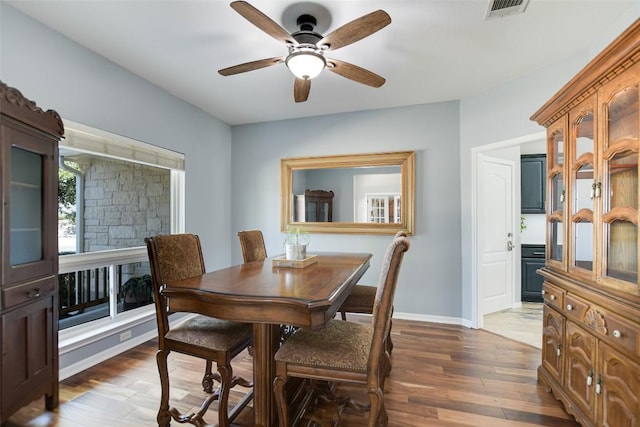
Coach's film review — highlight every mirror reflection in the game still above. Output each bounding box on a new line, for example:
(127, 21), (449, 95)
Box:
(293, 167), (401, 223)
(281, 151), (415, 235)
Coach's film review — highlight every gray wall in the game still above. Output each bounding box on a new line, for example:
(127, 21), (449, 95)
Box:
(0, 4), (233, 271)
(230, 103), (463, 318)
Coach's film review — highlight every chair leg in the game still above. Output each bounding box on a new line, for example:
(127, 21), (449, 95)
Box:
(367, 387), (386, 427)
(216, 363), (233, 427)
(273, 374), (289, 427)
(156, 350), (171, 427)
(202, 359), (216, 393)
(340, 311), (347, 321)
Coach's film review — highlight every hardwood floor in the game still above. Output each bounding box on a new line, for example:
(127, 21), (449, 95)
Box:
(5, 318), (579, 427)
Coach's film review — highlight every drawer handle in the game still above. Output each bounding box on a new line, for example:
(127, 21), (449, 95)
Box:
(613, 330), (622, 338)
(27, 287), (41, 298)
(566, 304), (573, 311)
(532, 252), (545, 255)
(541, 289), (546, 295)
(550, 294), (556, 300)
(595, 375), (603, 395)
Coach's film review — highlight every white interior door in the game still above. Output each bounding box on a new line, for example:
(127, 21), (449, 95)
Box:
(478, 154), (515, 316)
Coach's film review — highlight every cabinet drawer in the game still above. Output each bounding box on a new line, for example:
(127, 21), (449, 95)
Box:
(563, 293), (589, 323)
(565, 293), (639, 358)
(603, 311), (639, 358)
(522, 245), (545, 258)
(542, 282), (564, 311)
(1, 277), (56, 310)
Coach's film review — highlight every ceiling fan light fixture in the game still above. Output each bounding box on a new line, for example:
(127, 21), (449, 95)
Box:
(285, 49), (326, 80)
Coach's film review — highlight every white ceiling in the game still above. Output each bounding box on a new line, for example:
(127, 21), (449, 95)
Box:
(6, 0), (639, 125)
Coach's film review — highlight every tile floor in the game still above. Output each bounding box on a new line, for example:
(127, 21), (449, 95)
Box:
(483, 302), (543, 348)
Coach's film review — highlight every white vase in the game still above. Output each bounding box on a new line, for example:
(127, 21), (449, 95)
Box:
(285, 243), (307, 260)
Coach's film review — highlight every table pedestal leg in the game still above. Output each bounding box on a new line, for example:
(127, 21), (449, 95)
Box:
(253, 323), (280, 427)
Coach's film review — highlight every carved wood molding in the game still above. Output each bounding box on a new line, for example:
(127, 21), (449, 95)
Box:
(602, 206), (638, 224)
(549, 164), (563, 179)
(572, 208), (593, 223)
(583, 308), (608, 335)
(548, 211), (563, 223)
(573, 152), (594, 171)
(0, 80), (64, 137)
(603, 137), (638, 160)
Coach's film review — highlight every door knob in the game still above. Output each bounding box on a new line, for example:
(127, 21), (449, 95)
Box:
(507, 240), (514, 251)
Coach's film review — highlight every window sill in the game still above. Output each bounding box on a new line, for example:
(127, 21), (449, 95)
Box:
(59, 305), (155, 355)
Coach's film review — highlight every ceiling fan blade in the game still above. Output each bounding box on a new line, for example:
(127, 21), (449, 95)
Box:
(230, 1), (297, 45)
(327, 59), (385, 88)
(319, 10), (391, 52)
(294, 78), (311, 103)
(218, 57), (284, 76)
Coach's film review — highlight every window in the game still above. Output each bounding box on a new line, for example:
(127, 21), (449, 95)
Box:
(57, 120), (184, 332)
(366, 193), (401, 223)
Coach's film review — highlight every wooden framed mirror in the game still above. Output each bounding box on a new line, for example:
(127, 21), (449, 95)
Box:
(281, 151), (415, 235)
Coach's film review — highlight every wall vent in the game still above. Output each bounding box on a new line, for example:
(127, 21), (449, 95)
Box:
(484, 0), (530, 20)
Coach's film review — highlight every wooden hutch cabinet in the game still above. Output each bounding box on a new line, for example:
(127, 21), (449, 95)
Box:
(531, 20), (640, 427)
(0, 81), (63, 423)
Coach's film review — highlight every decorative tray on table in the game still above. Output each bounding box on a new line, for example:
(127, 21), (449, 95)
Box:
(272, 254), (318, 268)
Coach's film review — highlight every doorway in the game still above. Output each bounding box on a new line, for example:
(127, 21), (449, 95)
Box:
(471, 132), (546, 336)
(477, 154), (516, 316)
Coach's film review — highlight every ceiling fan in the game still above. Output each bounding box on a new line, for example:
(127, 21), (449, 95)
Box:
(218, 1), (391, 103)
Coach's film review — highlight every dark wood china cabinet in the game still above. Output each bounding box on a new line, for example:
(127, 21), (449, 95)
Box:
(531, 20), (640, 427)
(1, 81), (63, 423)
(295, 189), (334, 222)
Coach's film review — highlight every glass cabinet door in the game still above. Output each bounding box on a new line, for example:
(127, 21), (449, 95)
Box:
(569, 99), (596, 278)
(2, 125), (57, 285)
(600, 72), (639, 292)
(547, 119), (566, 268)
(10, 146), (44, 266)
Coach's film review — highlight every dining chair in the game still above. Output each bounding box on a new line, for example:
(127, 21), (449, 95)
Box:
(338, 230), (407, 358)
(273, 234), (410, 427)
(145, 233), (253, 427)
(237, 229), (267, 263)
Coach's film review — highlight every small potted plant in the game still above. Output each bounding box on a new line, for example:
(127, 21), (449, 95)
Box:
(283, 226), (310, 260)
(120, 274), (154, 311)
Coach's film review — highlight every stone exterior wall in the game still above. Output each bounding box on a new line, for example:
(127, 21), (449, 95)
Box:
(80, 158), (170, 252)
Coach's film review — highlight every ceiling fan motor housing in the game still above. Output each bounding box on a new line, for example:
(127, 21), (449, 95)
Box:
(291, 14), (324, 47)
(297, 14), (317, 31)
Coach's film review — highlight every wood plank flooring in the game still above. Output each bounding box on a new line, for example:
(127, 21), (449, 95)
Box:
(4, 318), (579, 427)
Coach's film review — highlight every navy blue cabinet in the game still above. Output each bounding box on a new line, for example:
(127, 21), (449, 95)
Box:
(521, 154), (546, 213)
(521, 244), (544, 302)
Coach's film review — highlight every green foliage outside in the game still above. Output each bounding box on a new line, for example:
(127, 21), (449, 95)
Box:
(58, 167), (76, 223)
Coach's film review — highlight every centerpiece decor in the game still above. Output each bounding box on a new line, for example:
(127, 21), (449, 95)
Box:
(283, 226), (310, 260)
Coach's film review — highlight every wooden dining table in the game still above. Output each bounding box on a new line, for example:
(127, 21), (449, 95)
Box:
(161, 251), (372, 427)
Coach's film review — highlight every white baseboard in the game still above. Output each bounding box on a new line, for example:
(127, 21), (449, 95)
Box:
(393, 311), (474, 328)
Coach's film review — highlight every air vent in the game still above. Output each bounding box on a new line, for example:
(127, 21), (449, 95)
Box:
(485, 0), (530, 19)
